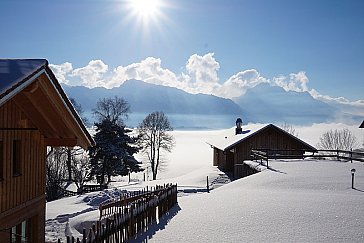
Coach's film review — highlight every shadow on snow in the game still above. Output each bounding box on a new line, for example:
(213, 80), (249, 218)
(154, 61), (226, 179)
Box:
(127, 204), (182, 243)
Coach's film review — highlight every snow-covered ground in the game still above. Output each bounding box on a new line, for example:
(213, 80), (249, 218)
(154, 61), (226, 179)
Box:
(46, 123), (364, 242)
(146, 159), (364, 242)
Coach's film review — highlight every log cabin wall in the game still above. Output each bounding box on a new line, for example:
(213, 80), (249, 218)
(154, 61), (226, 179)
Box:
(213, 148), (227, 170)
(234, 126), (306, 165)
(0, 99), (46, 241)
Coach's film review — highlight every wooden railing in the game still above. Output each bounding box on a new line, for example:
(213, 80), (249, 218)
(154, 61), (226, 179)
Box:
(58, 184), (178, 243)
(58, 184), (108, 200)
(251, 149), (364, 167)
(59, 188), (78, 198)
(307, 149), (364, 162)
(82, 184), (108, 194)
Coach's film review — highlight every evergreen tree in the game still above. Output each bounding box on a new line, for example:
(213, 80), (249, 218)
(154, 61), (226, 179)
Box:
(89, 119), (142, 185)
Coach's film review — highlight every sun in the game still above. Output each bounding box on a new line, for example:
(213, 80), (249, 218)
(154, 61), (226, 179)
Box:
(122, 0), (171, 37)
(129, 0), (162, 19)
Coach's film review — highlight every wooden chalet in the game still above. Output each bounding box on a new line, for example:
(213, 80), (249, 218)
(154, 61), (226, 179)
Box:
(0, 59), (93, 242)
(208, 120), (316, 178)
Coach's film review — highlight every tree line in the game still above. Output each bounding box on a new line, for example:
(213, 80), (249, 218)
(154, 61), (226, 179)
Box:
(46, 96), (174, 201)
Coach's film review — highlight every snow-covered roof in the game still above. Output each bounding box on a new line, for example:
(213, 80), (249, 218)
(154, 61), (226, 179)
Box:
(360, 120), (364, 128)
(207, 123), (267, 151)
(207, 123), (316, 151)
(0, 59), (47, 98)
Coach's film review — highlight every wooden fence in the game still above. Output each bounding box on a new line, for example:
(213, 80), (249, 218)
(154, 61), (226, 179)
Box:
(251, 149), (364, 167)
(82, 184), (108, 194)
(58, 184), (108, 200)
(58, 184), (178, 243)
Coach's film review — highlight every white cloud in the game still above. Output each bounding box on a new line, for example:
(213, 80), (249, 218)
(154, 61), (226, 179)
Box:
(309, 89), (364, 116)
(109, 57), (187, 90)
(49, 62), (73, 84)
(272, 72), (364, 116)
(218, 69), (269, 98)
(183, 53), (221, 95)
(186, 53), (219, 84)
(273, 71), (309, 92)
(70, 60), (108, 88)
(50, 55), (363, 117)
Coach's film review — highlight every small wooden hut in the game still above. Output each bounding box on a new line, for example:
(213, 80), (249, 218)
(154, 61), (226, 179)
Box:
(208, 121), (316, 178)
(0, 59), (93, 242)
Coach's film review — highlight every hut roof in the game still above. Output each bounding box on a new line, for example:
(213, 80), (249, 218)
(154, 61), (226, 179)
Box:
(360, 120), (364, 128)
(207, 123), (316, 151)
(0, 59), (94, 148)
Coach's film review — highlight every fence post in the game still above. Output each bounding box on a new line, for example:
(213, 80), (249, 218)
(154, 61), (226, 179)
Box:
(61, 184), (179, 243)
(129, 204), (135, 238)
(206, 176), (210, 193)
(350, 148), (353, 163)
(82, 228), (86, 243)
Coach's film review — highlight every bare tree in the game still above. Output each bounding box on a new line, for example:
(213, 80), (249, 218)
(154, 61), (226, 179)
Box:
(93, 96), (130, 125)
(69, 97), (88, 126)
(46, 147), (67, 201)
(137, 111), (174, 180)
(59, 98), (89, 181)
(280, 122), (298, 137)
(318, 128), (358, 151)
(71, 149), (92, 192)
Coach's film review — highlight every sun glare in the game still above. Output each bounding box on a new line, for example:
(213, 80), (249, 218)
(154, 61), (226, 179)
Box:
(123, 0), (172, 37)
(130, 0), (161, 19)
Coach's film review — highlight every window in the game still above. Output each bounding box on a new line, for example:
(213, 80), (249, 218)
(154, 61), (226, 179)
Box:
(12, 140), (21, 176)
(11, 220), (30, 243)
(0, 141), (3, 180)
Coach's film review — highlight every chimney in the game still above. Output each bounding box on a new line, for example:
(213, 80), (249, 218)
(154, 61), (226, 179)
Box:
(235, 118), (243, 135)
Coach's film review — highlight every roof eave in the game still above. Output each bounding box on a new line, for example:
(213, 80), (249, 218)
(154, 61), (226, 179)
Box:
(44, 67), (95, 147)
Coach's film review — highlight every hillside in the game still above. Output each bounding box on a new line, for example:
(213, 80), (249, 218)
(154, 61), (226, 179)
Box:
(63, 80), (361, 127)
(233, 83), (337, 124)
(63, 80), (243, 115)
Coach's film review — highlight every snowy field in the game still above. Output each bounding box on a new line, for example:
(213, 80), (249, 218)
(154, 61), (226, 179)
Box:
(45, 123), (364, 242)
(146, 160), (364, 242)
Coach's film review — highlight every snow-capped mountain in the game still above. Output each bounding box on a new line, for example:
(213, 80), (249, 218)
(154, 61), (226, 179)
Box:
(63, 79), (244, 115)
(62, 80), (360, 126)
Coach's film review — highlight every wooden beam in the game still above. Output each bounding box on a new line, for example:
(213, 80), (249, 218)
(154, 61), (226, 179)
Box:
(37, 76), (78, 134)
(23, 81), (39, 94)
(44, 138), (77, 147)
(13, 93), (56, 138)
(38, 75), (92, 148)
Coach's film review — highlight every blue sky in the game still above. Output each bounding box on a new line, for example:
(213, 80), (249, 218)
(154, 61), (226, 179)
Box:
(1, 0), (363, 102)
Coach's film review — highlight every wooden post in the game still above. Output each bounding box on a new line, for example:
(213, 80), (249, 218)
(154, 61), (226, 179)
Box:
(82, 228), (86, 243)
(130, 204), (135, 237)
(351, 169), (356, 189)
(206, 176), (210, 193)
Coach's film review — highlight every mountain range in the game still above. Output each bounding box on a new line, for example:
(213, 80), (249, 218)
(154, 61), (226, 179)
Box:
(62, 79), (360, 128)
